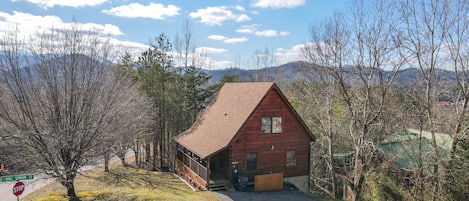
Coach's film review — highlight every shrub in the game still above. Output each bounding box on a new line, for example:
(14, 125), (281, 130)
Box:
(363, 173), (406, 201)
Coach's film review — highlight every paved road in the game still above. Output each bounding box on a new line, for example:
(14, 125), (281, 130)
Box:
(214, 190), (321, 201)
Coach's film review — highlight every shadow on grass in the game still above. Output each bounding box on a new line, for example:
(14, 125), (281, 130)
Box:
(28, 166), (209, 201)
(93, 167), (187, 191)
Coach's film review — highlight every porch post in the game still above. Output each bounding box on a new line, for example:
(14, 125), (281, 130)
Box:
(206, 157), (210, 186)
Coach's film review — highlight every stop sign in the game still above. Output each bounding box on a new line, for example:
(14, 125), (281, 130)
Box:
(12, 181), (25, 196)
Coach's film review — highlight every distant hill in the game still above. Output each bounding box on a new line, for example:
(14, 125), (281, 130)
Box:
(204, 61), (459, 87)
(204, 61), (315, 86)
(2, 53), (458, 89)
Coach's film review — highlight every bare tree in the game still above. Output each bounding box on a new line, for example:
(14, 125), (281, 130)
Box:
(174, 19), (206, 71)
(298, 13), (352, 198)
(174, 19), (210, 126)
(113, 52), (154, 168)
(303, 1), (405, 199)
(443, 0), (469, 199)
(0, 24), (146, 199)
(399, 0), (456, 199)
(101, 71), (153, 171)
(251, 48), (279, 82)
(285, 79), (350, 198)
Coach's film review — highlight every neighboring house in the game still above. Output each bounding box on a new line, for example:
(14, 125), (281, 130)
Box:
(174, 82), (315, 192)
(379, 128), (452, 171)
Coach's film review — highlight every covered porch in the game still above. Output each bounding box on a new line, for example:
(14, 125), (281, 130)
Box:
(176, 145), (234, 191)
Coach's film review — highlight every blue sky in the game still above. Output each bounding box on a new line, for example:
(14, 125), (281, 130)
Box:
(0, 0), (348, 69)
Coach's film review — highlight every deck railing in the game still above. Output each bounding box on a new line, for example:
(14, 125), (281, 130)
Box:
(177, 149), (208, 181)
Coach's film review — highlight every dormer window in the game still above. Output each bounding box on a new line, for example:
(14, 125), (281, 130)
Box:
(261, 117), (282, 134)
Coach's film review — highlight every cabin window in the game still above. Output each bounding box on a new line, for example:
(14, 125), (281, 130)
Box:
(286, 150), (296, 167)
(261, 117), (272, 133)
(246, 153), (257, 171)
(272, 117), (282, 133)
(261, 117), (282, 134)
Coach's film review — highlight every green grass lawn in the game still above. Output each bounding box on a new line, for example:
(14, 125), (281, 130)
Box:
(22, 164), (220, 201)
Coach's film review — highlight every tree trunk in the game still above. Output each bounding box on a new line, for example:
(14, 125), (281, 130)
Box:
(327, 100), (337, 198)
(117, 150), (127, 167)
(352, 148), (364, 201)
(119, 155), (126, 167)
(132, 146), (139, 167)
(446, 97), (468, 178)
(328, 141), (337, 198)
(104, 154), (110, 172)
(153, 134), (159, 171)
(67, 182), (77, 200)
(60, 176), (77, 200)
(159, 120), (165, 169)
(145, 142), (150, 164)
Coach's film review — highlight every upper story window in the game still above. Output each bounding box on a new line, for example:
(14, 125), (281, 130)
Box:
(261, 117), (282, 134)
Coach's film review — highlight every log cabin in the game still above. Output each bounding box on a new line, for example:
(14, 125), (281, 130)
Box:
(174, 82), (315, 192)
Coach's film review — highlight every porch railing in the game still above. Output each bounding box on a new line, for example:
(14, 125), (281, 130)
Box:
(177, 149), (208, 181)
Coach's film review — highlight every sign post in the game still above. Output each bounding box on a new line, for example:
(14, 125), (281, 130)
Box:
(0, 174), (34, 182)
(13, 181), (25, 201)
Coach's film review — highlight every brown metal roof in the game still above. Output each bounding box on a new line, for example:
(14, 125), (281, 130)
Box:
(175, 82), (275, 158)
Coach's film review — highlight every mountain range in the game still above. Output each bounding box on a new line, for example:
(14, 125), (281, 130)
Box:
(1, 54), (461, 89)
(204, 61), (461, 88)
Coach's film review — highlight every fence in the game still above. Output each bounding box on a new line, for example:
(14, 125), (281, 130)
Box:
(254, 172), (283, 192)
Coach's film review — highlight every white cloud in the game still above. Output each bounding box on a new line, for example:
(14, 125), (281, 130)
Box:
(236, 14), (251, 22)
(274, 44), (306, 64)
(0, 11), (148, 55)
(83, 23), (123, 35)
(0, 11), (123, 37)
(190, 6), (250, 26)
(204, 59), (233, 70)
(255, 29), (278, 37)
(196, 47), (228, 54)
(208, 35), (248, 44)
(235, 5), (245, 11)
(236, 28), (253, 34)
(224, 37), (248, 44)
(236, 24), (258, 34)
(255, 30), (290, 37)
(102, 3), (180, 19)
(237, 25), (289, 38)
(113, 40), (147, 50)
(252, 0), (306, 9)
(207, 35), (226, 41)
(24, 0), (108, 8)
(109, 38), (148, 55)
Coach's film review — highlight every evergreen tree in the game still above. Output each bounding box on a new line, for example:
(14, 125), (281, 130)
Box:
(183, 65), (211, 125)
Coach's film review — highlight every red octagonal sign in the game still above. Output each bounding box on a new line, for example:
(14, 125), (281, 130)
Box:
(13, 181), (25, 196)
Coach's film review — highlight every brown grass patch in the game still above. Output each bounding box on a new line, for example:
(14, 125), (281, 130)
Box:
(22, 161), (220, 201)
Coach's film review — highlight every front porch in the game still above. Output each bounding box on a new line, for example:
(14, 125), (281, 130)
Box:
(176, 146), (234, 191)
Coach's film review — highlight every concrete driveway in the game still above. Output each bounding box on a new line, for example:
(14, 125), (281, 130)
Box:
(214, 190), (322, 201)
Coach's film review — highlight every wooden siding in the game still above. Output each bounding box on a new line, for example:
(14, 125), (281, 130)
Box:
(254, 173), (284, 192)
(230, 87), (311, 179)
